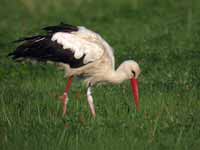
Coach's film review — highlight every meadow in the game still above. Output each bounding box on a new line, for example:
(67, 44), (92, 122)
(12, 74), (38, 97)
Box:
(0, 0), (200, 149)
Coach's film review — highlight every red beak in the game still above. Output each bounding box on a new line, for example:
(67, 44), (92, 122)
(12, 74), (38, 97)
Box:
(130, 78), (140, 111)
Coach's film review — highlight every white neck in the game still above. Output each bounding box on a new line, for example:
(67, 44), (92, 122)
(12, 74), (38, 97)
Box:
(105, 65), (129, 84)
(86, 60), (140, 86)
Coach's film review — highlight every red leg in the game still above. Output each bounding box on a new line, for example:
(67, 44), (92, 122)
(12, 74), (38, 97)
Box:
(62, 76), (73, 116)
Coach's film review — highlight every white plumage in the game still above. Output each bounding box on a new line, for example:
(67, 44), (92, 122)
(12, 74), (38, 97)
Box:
(52, 26), (112, 65)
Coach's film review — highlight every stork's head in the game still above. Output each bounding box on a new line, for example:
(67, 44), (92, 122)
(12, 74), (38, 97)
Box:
(119, 60), (141, 79)
(118, 60), (141, 111)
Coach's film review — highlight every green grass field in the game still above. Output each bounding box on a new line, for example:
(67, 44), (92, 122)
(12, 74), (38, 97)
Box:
(1, 0), (200, 149)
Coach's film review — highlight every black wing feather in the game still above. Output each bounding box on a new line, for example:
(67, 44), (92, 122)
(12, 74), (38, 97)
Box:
(8, 23), (87, 68)
(13, 35), (46, 43)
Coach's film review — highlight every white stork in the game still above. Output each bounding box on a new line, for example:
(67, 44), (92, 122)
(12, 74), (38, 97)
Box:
(8, 23), (141, 118)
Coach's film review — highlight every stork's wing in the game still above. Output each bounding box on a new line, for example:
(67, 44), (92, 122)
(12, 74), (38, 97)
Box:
(8, 23), (104, 68)
(9, 36), (86, 68)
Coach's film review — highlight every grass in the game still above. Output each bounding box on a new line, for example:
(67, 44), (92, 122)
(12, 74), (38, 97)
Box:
(0, 0), (200, 149)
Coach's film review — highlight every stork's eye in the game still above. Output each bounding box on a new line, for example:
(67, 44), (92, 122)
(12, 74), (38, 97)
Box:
(132, 70), (135, 77)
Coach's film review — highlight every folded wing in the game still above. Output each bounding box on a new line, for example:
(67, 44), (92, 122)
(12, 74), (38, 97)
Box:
(8, 23), (104, 68)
